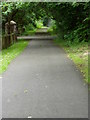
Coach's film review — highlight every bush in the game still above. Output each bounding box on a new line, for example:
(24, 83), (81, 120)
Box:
(36, 20), (43, 29)
(21, 24), (36, 36)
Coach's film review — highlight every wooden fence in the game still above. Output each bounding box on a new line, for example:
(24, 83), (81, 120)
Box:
(2, 33), (17, 49)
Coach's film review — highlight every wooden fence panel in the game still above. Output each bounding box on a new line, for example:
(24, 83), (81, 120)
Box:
(2, 33), (17, 49)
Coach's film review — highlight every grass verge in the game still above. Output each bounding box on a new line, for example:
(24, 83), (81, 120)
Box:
(22, 29), (37, 36)
(0, 40), (29, 74)
(54, 38), (89, 84)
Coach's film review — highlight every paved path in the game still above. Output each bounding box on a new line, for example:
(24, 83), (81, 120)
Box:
(2, 38), (88, 118)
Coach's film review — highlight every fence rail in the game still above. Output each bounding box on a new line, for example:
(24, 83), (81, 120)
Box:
(2, 33), (17, 49)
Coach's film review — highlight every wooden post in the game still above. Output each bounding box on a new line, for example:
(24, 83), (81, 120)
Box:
(5, 20), (17, 49)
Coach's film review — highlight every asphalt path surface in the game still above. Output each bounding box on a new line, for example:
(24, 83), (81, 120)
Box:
(2, 39), (88, 118)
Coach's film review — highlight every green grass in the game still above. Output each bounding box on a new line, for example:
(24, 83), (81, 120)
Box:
(54, 38), (89, 84)
(47, 27), (54, 34)
(0, 40), (29, 74)
(21, 29), (37, 36)
(47, 26), (57, 35)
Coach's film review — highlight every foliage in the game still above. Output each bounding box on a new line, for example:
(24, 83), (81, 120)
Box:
(35, 20), (44, 29)
(0, 40), (29, 74)
(43, 16), (49, 26)
(20, 24), (37, 36)
(47, 19), (57, 35)
(1, 2), (46, 33)
(51, 2), (90, 42)
(21, 29), (36, 36)
(1, 2), (89, 42)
